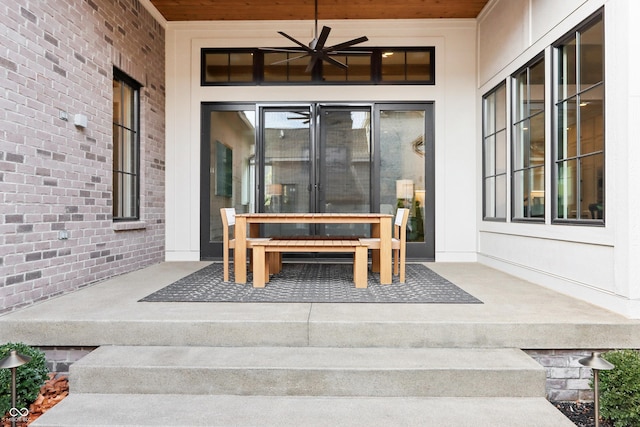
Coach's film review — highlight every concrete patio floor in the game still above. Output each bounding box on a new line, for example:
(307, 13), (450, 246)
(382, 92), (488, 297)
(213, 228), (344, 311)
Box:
(1, 261), (638, 349)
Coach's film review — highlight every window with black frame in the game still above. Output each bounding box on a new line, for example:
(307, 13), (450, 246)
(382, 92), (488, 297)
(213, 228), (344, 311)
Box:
(482, 82), (507, 221)
(112, 69), (140, 221)
(380, 49), (432, 82)
(201, 47), (433, 85)
(512, 57), (545, 220)
(554, 11), (604, 222)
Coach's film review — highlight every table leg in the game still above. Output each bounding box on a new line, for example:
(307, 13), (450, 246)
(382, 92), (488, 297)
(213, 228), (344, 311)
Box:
(379, 217), (392, 285)
(234, 217), (247, 284)
(269, 253), (281, 274)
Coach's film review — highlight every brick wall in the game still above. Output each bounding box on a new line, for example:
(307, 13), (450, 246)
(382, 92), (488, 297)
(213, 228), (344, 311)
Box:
(0, 0), (165, 313)
(526, 349), (604, 401)
(40, 346), (96, 374)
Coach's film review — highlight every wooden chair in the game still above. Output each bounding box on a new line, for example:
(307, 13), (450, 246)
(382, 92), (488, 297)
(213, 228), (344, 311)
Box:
(359, 208), (410, 283)
(220, 208), (271, 282)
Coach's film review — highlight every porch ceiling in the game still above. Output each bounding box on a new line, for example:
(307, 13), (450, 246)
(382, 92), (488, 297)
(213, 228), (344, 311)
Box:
(148, 0), (490, 21)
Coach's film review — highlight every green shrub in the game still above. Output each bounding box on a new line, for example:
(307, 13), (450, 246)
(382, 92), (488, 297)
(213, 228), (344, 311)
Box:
(598, 349), (640, 427)
(0, 342), (49, 416)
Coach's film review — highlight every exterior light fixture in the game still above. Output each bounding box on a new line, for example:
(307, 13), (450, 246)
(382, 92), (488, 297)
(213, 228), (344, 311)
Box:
(0, 350), (32, 427)
(579, 351), (615, 427)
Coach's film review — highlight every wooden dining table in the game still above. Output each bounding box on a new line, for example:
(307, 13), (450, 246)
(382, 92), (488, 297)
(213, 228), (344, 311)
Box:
(233, 213), (394, 285)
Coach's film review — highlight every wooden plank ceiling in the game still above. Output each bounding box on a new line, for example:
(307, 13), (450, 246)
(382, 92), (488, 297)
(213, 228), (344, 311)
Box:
(148, 0), (490, 21)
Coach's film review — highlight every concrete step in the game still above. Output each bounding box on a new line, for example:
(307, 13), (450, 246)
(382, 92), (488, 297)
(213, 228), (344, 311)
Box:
(70, 346), (546, 397)
(5, 315), (637, 349)
(31, 394), (575, 427)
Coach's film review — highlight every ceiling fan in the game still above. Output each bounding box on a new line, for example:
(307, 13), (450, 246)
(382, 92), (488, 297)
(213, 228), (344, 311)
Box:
(266, 0), (369, 73)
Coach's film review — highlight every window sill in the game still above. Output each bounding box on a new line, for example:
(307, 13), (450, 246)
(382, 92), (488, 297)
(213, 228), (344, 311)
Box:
(112, 221), (147, 232)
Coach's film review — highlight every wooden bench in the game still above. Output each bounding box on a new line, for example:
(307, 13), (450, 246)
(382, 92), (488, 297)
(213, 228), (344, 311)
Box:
(250, 239), (369, 289)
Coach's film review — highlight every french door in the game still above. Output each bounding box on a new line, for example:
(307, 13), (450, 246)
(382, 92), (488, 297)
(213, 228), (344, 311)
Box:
(261, 105), (371, 237)
(200, 102), (434, 260)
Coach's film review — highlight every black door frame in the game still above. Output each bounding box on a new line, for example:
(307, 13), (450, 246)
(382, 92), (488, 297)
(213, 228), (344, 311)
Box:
(200, 101), (435, 261)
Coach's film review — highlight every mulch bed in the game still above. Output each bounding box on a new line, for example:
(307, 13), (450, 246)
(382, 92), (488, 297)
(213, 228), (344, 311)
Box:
(552, 401), (614, 427)
(1, 373), (68, 426)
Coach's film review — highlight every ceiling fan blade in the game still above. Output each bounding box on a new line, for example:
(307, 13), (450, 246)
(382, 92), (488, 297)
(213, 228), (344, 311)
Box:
(305, 55), (321, 73)
(313, 26), (332, 50)
(278, 31), (314, 52)
(321, 54), (348, 70)
(269, 53), (310, 66)
(325, 36), (369, 53)
(261, 47), (307, 53)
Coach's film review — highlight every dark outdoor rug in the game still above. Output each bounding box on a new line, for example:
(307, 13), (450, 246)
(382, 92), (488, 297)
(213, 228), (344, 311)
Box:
(139, 263), (482, 304)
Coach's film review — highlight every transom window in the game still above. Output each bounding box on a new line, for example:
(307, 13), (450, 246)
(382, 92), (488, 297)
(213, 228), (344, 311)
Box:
(201, 47), (434, 85)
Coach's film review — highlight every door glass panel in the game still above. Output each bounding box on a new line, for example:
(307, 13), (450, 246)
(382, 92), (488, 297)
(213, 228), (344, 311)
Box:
(320, 108), (371, 236)
(263, 109), (311, 236)
(207, 110), (256, 242)
(379, 109), (426, 242)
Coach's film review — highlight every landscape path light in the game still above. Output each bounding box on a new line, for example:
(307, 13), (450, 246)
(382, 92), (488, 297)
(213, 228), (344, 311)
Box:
(579, 351), (615, 427)
(0, 349), (31, 427)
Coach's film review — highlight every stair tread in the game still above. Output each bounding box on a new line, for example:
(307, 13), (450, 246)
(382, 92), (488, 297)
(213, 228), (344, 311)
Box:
(32, 394), (575, 427)
(74, 345), (544, 371)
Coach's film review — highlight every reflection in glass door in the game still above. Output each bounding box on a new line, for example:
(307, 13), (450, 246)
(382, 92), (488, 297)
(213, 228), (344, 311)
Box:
(376, 105), (434, 260)
(200, 106), (256, 259)
(260, 105), (371, 237)
(318, 107), (371, 236)
(261, 107), (312, 236)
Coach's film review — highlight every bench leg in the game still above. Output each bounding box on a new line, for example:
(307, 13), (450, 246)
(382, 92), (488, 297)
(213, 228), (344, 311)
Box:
(354, 246), (368, 288)
(269, 252), (282, 275)
(253, 247), (267, 288)
(371, 249), (380, 273)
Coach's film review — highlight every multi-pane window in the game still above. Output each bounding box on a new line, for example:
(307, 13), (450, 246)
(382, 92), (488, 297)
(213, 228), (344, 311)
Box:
(554, 12), (604, 222)
(321, 54), (372, 82)
(263, 52), (313, 83)
(483, 83), (507, 220)
(512, 57), (545, 220)
(380, 49), (432, 82)
(112, 69), (140, 220)
(203, 50), (254, 83)
(201, 48), (433, 85)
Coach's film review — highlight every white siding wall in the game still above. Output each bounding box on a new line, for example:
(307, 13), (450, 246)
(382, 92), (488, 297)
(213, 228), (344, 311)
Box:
(477, 0), (640, 317)
(164, 19), (479, 263)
